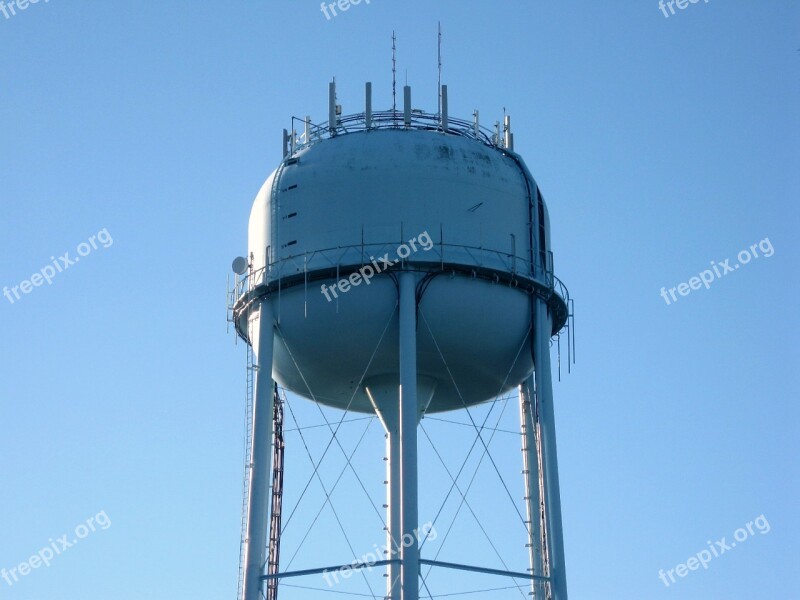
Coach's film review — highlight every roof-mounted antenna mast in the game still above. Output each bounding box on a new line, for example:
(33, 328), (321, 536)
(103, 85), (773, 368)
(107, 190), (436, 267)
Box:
(438, 22), (443, 116)
(392, 31), (397, 114)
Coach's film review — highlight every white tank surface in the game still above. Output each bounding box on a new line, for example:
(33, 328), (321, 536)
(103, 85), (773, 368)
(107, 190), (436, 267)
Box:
(232, 83), (569, 415)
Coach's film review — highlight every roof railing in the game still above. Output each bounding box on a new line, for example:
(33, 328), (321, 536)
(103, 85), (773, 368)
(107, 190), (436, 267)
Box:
(288, 110), (500, 157)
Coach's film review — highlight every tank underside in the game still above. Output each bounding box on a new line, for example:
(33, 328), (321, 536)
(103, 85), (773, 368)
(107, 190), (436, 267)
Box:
(233, 266), (568, 413)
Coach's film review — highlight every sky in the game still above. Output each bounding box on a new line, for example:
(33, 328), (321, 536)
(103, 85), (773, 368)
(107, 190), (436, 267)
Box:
(1, 1), (798, 599)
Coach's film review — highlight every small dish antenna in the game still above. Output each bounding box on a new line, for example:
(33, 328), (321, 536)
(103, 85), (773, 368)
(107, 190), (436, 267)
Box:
(232, 256), (249, 275)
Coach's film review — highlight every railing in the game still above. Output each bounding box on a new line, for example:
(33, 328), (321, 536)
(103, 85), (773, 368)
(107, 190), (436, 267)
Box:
(288, 109), (502, 156)
(228, 242), (569, 322)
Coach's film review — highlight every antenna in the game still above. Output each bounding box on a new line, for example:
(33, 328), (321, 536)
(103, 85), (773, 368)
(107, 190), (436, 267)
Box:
(392, 31), (397, 114)
(438, 22), (442, 116)
(231, 256), (248, 275)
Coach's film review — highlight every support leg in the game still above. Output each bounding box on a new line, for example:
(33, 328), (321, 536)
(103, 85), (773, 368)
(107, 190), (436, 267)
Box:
(533, 298), (568, 600)
(520, 375), (545, 598)
(242, 300), (276, 600)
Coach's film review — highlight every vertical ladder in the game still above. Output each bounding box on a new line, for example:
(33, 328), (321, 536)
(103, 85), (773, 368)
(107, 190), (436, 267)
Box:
(266, 385), (286, 600)
(237, 345), (256, 600)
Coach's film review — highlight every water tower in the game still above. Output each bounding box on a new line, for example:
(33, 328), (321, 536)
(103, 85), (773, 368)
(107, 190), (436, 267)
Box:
(229, 76), (573, 600)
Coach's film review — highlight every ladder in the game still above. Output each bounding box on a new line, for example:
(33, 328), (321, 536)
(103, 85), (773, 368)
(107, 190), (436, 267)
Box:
(266, 385), (286, 600)
(237, 345), (256, 600)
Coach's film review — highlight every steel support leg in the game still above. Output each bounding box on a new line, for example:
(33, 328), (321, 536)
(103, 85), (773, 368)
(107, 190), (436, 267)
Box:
(533, 298), (568, 600)
(242, 300), (275, 600)
(520, 375), (545, 598)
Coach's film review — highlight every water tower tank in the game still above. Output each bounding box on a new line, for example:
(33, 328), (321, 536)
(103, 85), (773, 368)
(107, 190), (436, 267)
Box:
(230, 80), (571, 600)
(234, 88), (568, 414)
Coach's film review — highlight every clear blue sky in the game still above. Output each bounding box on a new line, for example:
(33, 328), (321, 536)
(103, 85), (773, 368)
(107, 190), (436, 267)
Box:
(1, 1), (797, 599)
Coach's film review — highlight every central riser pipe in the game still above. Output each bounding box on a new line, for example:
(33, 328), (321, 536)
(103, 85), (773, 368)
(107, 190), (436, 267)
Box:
(399, 272), (420, 600)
